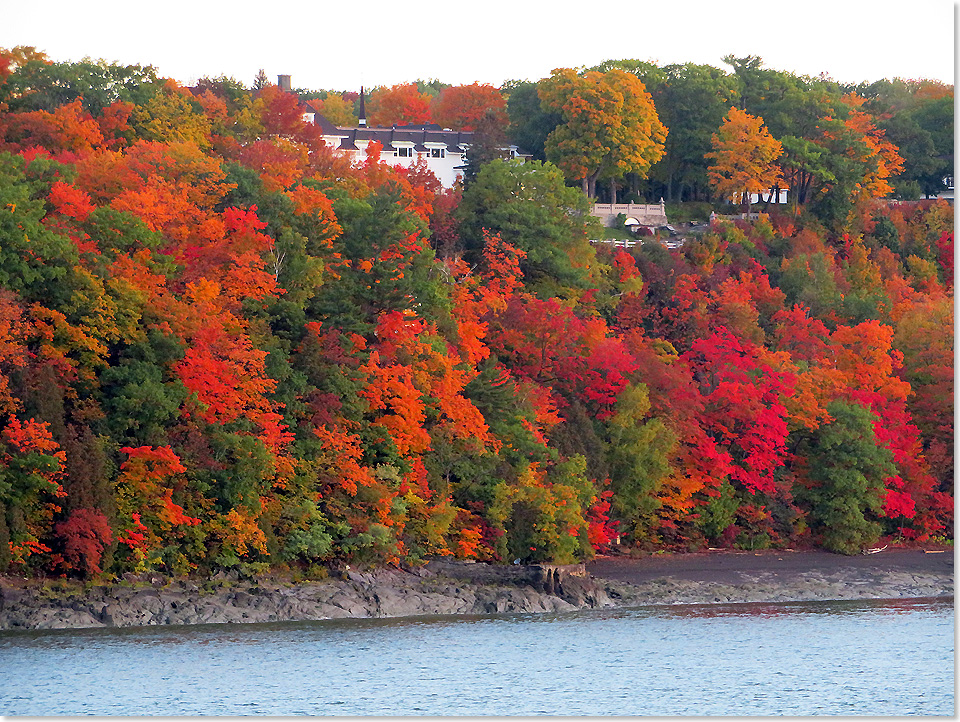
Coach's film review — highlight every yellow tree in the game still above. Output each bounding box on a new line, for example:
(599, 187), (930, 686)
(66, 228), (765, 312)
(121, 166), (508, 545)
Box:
(314, 93), (358, 126)
(706, 107), (783, 214)
(539, 68), (667, 200)
(129, 80), (213, 149)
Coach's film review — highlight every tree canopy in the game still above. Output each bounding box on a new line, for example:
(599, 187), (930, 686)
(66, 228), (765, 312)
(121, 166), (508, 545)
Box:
(706, 107), (783, 213)
(0, 46), (951, 581)
(539, 68), (667, 199)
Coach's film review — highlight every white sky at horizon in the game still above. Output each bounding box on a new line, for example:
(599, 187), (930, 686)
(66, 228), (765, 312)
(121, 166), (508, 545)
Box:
(2, 0), (955, 91)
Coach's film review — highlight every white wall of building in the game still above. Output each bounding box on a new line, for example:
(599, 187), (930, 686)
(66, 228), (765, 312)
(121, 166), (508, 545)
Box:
(749, 188), (789, 204)
(323, 137), (466, 187)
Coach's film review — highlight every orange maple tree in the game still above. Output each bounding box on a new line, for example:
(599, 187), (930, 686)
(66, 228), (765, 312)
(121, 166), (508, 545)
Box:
(431, 83), (507, 131)
(367, 83), (432, 127)
(706, 107), (783, 213)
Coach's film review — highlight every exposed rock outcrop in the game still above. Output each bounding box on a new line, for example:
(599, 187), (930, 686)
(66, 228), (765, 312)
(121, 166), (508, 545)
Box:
(0, 561), (613, 631)
(0, 556), (951, 632)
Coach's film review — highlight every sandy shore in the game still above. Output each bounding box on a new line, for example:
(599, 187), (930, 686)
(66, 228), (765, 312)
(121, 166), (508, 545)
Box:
(0, 548), (953, 631)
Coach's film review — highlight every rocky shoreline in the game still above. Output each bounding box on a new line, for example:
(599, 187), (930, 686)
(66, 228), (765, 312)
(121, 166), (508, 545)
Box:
(0, 552), (953, 631)
(0, 562), (608, 630)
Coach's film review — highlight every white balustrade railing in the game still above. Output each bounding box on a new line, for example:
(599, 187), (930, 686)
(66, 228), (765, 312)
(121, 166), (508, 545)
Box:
(591, 201), (666, 216)
(590, 199), (668, 227)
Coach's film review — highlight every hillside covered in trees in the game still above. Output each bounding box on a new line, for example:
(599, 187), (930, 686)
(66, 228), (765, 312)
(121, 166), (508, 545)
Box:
(0, 47), (952, 580)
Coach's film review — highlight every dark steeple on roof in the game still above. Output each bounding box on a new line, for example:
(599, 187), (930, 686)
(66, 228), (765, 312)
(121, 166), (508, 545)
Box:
(358, 86), (366, 127)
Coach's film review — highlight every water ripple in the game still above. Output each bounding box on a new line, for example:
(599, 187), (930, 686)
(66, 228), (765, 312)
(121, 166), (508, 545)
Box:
(0, 597), (952, 716)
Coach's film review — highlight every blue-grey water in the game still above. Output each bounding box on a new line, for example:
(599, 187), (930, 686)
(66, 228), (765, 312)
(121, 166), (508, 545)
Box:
(0, 597), (953, 716)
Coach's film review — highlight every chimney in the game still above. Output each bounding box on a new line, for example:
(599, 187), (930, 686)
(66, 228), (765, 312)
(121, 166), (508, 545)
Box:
(358, 86), (366, 127)
(278, 74), (292, 92)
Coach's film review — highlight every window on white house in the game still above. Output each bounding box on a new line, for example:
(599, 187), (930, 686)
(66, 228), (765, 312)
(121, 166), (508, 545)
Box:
(397, 147), (413, 157)
(430, 148), (445, 158)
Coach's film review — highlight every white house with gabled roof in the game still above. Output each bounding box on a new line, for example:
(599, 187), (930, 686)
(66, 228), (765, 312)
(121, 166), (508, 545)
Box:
(314, 115), (531, 188)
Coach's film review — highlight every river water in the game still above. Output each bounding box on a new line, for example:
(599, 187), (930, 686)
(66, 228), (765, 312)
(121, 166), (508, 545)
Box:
(0, 597), (953, 716)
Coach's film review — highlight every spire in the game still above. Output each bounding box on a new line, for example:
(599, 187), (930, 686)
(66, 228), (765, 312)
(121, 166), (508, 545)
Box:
(358, 86), (366, 127)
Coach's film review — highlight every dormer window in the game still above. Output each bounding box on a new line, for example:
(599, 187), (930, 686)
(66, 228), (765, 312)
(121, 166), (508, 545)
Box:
(397, 146), (414, 157)
(430, 148), (445, 158)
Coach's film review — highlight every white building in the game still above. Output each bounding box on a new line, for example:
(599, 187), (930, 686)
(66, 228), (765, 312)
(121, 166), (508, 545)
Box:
(749, 188), (789, 204)
(314, 118), (530, 188)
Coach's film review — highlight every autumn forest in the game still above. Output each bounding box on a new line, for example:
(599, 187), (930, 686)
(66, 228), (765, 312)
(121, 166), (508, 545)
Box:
(0, 48), (952, 581)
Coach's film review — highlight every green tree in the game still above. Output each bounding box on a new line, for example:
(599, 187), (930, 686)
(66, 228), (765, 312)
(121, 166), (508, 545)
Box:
(503, 80), (561, 162)
(793, 400), (895, 554)
(795, 95), (904, 229)
(645, 63), (740, 202)
(457, 159), (600, 293)
(0, 55), (161, 114)
(883, 96), (953, 199)
(778, 252), (844, 324)
(767, 85), (842, 208)
(99, 331), (188, 448)
(0, 153), (81, 308)
(779, 135), (836, 208)
(721, 55), (827, 136)
(909, 95), (954, 197)
(310, 187), (440, 334)
(462, 108), (510, 187)
(859, 79), (954, 199)
(603, 384), (675, 541)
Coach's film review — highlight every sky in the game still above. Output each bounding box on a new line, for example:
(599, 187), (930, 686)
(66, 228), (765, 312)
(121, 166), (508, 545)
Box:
(2, 0), (955, 91)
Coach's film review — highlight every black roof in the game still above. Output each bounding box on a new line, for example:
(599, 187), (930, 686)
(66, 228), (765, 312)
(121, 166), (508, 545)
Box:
(314, 115), (530, 157)
(319, 121), (473, 152)
(314, 114), (340, 135)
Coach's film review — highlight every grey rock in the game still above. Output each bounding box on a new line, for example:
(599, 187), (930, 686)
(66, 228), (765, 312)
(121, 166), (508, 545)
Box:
(0, 558), (952, 631)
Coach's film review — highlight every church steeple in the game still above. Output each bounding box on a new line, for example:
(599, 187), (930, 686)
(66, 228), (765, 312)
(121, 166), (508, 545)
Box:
(358, 86), (366, 127)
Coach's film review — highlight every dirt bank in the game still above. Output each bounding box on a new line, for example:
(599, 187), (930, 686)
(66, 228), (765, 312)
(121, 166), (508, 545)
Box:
(588, 547), (953, 584)
(0, 549), (952, 631)
(588, 548), (954, 606)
